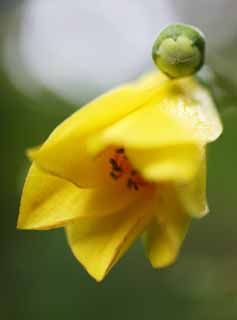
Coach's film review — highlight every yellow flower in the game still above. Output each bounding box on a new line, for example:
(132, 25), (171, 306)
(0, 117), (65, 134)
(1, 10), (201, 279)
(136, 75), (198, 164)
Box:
(17, 71), (222, 281)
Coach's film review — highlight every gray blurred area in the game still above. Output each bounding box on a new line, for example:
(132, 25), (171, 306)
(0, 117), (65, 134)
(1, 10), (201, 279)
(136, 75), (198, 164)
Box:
(1, 1), (237, 319)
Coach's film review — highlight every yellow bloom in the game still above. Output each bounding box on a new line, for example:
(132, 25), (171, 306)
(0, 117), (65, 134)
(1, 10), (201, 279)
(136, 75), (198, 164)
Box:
(17, 71), (222, 281)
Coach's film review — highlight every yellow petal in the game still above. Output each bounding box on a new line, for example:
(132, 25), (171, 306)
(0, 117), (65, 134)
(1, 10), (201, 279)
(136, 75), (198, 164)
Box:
(18, 164), (143, 230)
(27, 146), (41, 158)
(176, 149), (208, 218)
(87, 78), (222, 154)
(29, 141), (114, 188)
(126, 144), (202, 183)
(66, 194), (156, 281)
(143, 187), (190, 268)
(31, 72), (168, 187)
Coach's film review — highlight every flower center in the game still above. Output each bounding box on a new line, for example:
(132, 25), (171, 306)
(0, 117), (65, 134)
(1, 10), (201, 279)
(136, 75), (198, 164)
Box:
(108, 148), (147, 191)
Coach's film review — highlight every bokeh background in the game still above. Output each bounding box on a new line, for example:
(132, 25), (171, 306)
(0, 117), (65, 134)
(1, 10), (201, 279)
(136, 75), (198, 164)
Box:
(1, 0), (237, 319)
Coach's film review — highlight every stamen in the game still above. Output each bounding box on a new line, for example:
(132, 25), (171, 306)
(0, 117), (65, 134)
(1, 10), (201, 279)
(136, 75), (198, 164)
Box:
(110, 172), (119, 180)
(131, 169), (138, 176)
(109, 158), (122, 172)
(134, 183), (139, 191)
(127, 178), (139, 191)
(127, 178), (133, 189)
(109, 148), (147, 191)
(116, 148), (125, 154)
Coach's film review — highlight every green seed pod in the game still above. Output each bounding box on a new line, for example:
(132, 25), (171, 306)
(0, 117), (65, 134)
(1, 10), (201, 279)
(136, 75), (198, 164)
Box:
(152, 23), (205, 78)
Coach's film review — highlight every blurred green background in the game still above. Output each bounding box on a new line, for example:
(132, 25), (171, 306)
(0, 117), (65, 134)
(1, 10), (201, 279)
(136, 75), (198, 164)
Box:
(1, 0), (237, 319)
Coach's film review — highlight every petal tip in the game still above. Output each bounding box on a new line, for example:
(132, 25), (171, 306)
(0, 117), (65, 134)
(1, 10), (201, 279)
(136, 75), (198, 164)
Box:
(190, 204), (209, 219)
(26, 146), (41, 160)
(148, 250), (178, 269)
(16, 211), (28, 230)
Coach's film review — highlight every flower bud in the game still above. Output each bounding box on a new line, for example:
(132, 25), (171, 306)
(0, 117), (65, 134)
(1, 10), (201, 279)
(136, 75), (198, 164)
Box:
(152, 23), (205, 78)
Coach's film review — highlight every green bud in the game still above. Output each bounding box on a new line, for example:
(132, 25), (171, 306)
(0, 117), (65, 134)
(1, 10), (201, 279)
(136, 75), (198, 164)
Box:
(152, 23), (205, 78)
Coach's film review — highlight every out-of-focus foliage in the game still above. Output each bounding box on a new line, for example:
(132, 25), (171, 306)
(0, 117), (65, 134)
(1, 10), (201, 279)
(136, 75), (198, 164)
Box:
(197, 66), (237, 114)
(1, 1), (237, 319)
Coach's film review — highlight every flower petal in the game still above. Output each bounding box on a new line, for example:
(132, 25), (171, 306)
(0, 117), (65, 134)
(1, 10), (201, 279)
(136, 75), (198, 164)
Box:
(143, 187), (190, 268)
(176, 149), (208, 218)
(126, 144), (202, 183)
(30, 72), (168, 187)
(29, 141), (113, 188)
(87, 78), (222, 155)
(66, 194), (156, 281)
(18, 164), (144, 230)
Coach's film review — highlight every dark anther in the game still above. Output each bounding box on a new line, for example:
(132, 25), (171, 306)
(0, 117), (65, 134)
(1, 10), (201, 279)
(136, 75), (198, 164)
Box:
(109, 158), (122, 172)
(127, 178), (133, 189)
(134, 183), (139, 191)
(110, 172), (119, 180)
(109, 158), (116, 165)
(131, 170), (138, 176)
(116, 148), (124, 154)
(127, 178), (139, 191)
